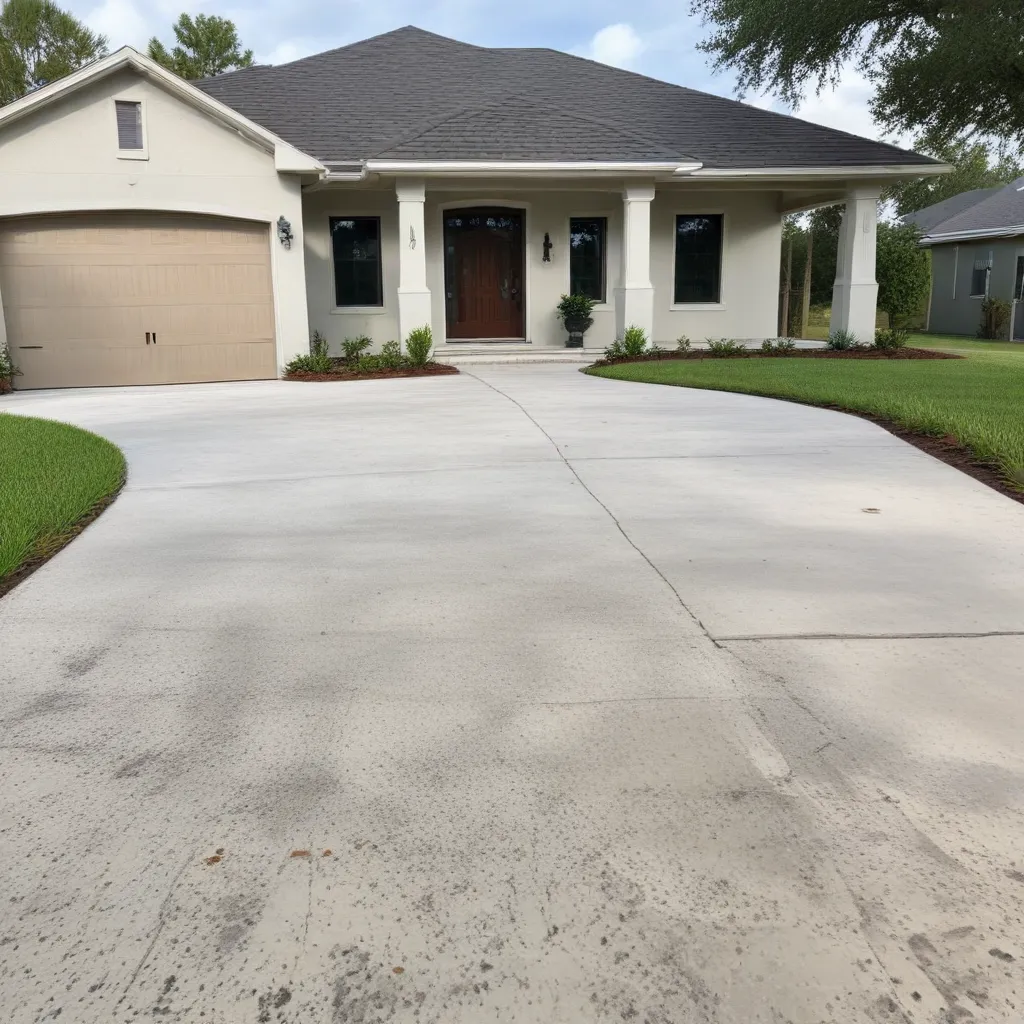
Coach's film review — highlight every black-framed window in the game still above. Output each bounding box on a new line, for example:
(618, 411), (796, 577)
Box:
(674, 214), (723, 304)
(569, 217), (606, 301)
(330, 216), (382, 307)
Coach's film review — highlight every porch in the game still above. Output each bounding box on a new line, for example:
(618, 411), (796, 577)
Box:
(300, 175), (881, 355)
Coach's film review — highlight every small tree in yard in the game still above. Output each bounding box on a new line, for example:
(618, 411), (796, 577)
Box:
(876, 222), (930, 328)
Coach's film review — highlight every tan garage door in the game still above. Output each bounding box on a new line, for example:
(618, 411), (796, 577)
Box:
(0, 212), (276, 389)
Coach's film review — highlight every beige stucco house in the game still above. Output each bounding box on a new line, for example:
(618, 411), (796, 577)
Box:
(0, 27), (943, 389)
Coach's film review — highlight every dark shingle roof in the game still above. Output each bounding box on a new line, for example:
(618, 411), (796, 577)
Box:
(902, 187), (1002, 233)
(918, 177), (1024, 238)
(195, 26), (938, 169)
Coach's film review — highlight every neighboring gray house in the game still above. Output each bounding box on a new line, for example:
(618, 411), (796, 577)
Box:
(909, 177), (1024, 339)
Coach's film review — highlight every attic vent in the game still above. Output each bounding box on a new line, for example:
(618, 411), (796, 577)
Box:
(115, 100), (143, 150)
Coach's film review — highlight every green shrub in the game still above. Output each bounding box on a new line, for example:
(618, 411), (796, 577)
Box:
(759, 338), (796, 355)
(676, 336), (691, 353)
(706, 338), (746, 357)
(405, 325), (433, 366)
(285, 331), (333, 374)
(379, 340), (405, 369)
(874, 327), (910, 351)
(622, 325), (648, 358)
(826, 329), (858, 351)
(0, 343), (19, 392)
(604, 339), (626, 360)
(979, 298), (1011, 339)
(556, 293), (595, 336)
(341, 335), (372, 361)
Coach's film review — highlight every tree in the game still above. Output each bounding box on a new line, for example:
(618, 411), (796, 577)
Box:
(148, 13), (253, 80)
(0, 0), (107, 105)
(875, 222), (930, 326)
(691, 0), (1024, 152)
(883, 138), (1023, 217)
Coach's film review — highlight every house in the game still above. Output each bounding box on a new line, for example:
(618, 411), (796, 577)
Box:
(0, 27), (943, 390)
(907, 178), (1024, 340)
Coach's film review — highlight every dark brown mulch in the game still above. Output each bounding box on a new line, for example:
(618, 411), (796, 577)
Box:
(595, 347), (961, 367)
(0, 482), (126, 601)
(285, 363), (460, 382)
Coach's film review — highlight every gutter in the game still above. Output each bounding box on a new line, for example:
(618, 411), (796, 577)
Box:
(361, 159), (704, 176)
(920, 225), (1024, 245)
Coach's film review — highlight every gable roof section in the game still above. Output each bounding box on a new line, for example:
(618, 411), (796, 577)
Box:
(903, 187), (1002, 233)
(0, 46), (323, 174)
(918, 177), (1024, 242)
(195, 26), (940, 171)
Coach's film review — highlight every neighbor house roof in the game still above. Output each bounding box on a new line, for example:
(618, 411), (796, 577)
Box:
(902, 187), (1003, 233)
(195, 26), (939, 172)
(916, 177), (1024, 243)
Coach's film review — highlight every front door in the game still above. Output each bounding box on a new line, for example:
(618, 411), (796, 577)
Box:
(444, 208), (524, 339)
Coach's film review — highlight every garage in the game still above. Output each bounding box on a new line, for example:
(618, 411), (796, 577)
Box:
(0, 212), (277, 389)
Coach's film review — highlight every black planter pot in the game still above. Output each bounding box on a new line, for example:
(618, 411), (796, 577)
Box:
(563, 316), (591, 349)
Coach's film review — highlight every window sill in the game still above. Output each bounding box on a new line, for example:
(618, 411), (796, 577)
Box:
(331, 306), (388, 315)
(117, 150), (149, 161)
(670, 302), (726, 312)
(590, 302), (612, 311)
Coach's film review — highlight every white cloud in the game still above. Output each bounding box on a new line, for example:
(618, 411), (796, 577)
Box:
(585, 23), (645, 69)
(84, 0), (153, 48)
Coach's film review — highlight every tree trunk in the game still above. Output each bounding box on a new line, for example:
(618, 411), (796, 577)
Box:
(780, 234), (793, 337)
(801, 228), (813, 338)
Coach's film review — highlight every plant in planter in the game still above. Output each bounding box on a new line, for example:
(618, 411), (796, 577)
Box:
(0, 343), (19, 393)
(556, 293), (595, 348)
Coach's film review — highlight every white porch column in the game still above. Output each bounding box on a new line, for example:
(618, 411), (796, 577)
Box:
(617, 184), (656, 344)
(830, 191), (879, 343)
(395, 179), (432, 346)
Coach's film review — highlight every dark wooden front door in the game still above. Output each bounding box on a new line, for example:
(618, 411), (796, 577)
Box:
(444, 208), (525, 339)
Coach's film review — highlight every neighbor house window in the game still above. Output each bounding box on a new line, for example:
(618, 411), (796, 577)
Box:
(569, 217), (606, 301)
(674, 214), (723, 304)
(330, 217), (382, 307)
(970, 255), (992, 298)
(115, 100), (144, 150)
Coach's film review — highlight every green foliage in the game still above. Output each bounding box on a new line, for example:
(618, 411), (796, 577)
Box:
(692, 0), (1024, 151)
(405, 325), (433, 367)
(979, 298), (1012, 340)
(876, 222), (930, 325)
(556, 293), (595, 341)
(883, 138), (1023, 216)
(341, 336), (372, 362)
(0, 414), (125, 579)
(874, 328), (910, 351)
(826, 329), (858, 351)
(676, 336), (692, 353)
(706, 338), (746, 357)
(285, 331), (332, 373)
(378, 340), (405, 369)
(147, 13), (253, 79)
(621, 325), (648, 358)
(603, 339), (626, 360)
(760, 338), (797, 354)
(0, 0), (107, 104)
(0, 343), (19, 391)
(589, 340), (1024, 487)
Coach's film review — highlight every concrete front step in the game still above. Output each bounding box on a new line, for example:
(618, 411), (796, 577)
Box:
(434, 346), (603, 365)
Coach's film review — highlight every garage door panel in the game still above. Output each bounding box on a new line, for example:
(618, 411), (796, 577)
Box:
(0, 212), (276, 388)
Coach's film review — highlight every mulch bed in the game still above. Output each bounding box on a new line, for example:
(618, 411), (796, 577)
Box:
(594, 347), (961, 368)
(0, 483), (125, 601)
(285, 363), (459, 382)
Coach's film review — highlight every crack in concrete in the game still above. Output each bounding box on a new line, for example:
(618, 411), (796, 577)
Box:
(464, 371), (720, 646)
(717, 630), (1024, 641)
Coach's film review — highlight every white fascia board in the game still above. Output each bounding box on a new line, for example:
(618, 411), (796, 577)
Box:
(692, 163), (952, 180)
(0, 46), (324, 175)
(921, 225), (1024, 245)
(363, 159), (703, 176)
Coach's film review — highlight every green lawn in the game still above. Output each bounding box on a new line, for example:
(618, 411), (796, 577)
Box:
(0, 414), (126, 582)
(586, 337), (1024, 488)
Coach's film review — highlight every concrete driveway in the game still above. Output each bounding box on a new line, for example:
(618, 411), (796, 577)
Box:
(2, 365), (1023, 1023)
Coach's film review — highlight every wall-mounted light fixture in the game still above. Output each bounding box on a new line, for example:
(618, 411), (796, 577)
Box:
(276, 216), (294, 249)
(542, 232), (552, 262)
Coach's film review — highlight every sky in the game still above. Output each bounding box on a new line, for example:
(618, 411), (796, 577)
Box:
(68, 0), (908, 149)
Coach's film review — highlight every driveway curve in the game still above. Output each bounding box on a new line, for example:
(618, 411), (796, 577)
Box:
(2, 365), (1023, 1023)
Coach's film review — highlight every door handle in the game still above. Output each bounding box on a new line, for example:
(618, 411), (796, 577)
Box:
(152, 332), (157, 345)
(145, 332), (151, 345)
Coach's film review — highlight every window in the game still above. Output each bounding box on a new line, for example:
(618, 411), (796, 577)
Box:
(115, 100), (144, 150)
(674, 214), (723, 304)
(330, 217), (382, 307)
(1014, 255), (1024, 301)
(970, 254), (992, 298)
(569, 217), (606, 301)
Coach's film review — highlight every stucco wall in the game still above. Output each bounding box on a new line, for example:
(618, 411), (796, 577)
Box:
(0, 68), (310, 370)
(304, 183), (783, 351)
(928, 240), (1024, 337)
